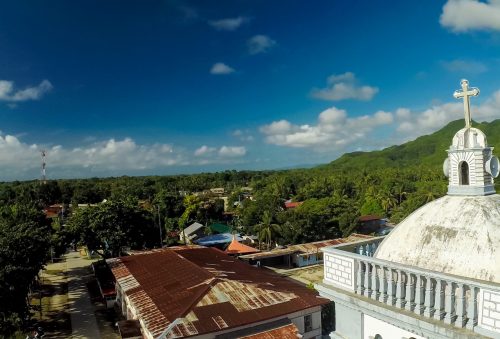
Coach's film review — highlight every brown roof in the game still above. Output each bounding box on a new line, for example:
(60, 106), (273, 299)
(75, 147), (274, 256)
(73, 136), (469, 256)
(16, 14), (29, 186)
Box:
(284, 201), (303, 209)
(238, 323), (299, 339)
(108, 247), (328, 338)
(239, 233), (373, 260)
(359, 214), (381, 222)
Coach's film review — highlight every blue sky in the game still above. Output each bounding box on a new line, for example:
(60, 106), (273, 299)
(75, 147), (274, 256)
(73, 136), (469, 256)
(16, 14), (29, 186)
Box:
(2, 0), (500, 180)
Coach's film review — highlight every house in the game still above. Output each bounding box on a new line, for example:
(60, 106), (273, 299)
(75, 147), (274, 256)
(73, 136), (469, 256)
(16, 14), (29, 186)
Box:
(209, 222), (232, 234)
(179, 222), (204, 243)
(239, 233), (373, 268)
(224, 235), (260, 256)
(357, 214), (385, 234)
(284, 200), (303, 209)
(194, 233), (241, 249)
(107, 246), (329, 339)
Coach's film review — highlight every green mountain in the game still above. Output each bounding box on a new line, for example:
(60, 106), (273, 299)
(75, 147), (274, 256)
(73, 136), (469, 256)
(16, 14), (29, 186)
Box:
(325, 119), (500, 170)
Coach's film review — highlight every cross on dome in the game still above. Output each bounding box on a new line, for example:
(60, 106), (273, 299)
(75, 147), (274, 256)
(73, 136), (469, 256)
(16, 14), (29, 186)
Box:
(453, 79), (479, 129)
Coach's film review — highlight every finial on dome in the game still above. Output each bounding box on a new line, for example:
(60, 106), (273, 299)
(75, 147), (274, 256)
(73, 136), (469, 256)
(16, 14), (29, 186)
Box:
(453, 79), (479, 129)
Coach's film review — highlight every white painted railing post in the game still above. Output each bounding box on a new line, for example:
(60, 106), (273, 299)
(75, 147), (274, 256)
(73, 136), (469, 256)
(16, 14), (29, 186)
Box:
(396, 269), (405, 308)
(405, 272), (415, 312)
(364, 261), (372, 298)
(379, 266), (387, 303)
(386, 268), (395, 306)
(455, 283), (466, 328)
(444, 281), (457, 325)
(371, 264), (379, 301)
(466, 286), (478, 330)
(356, 259), (364, 295)
(423, 276), (435, 317)
(434, 279), (445, 321)
(414, 274), (425, 315)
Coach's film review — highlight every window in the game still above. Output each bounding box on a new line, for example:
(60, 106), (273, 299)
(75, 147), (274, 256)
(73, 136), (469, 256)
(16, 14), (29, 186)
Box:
(459, 161), (469, 185)
(304, 314), (313, 332)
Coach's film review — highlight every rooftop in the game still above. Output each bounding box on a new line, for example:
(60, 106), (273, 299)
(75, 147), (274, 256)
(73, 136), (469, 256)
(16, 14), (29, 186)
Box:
(107, 247), (328, 338)
(240, 233), (373, 260)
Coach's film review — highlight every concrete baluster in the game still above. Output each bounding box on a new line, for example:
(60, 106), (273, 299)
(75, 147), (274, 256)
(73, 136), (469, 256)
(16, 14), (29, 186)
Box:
(395, 269), (406, 308)
(434, 279), (445, 321)
(386, 268), (395, 306)
(444, 281), (457, 325)
(466, 286), (478, 330)
(364, 261), (372, 298)
(423, 276), (435, 317)
(414, 274), (425, 315)
(356, 260), (364, 295)
(455, 283), (466, 327)
(379, 266), (387, 303)
(405, 272), (415, 311)
(371, 264), (379, 300)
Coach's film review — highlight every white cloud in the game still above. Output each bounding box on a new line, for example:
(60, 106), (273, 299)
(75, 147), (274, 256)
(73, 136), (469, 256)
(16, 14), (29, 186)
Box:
(209, 16), (249, 31)
(194, 145), (216, 156)
(232, 129), (254, 142)
(311, 72), (379, 101)
(247, 35), (276, 54)
(218, 146), (246, 157)
(440, 0), (500, 32)
(210, 62), (235, 75)
(441, 59), (487, 74)
(260, 106), (393, 149)
(396, 88), (500, 139)
(0, 135), (189, 180)
(0, 79), (53, 102)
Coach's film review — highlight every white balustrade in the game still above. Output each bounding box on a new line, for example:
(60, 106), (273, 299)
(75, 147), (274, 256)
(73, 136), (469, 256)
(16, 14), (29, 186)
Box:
(321, 237), (500, 336)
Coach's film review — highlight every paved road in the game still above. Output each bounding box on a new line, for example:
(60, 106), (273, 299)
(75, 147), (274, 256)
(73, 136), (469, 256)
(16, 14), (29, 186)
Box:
(65, 251), (102, 339)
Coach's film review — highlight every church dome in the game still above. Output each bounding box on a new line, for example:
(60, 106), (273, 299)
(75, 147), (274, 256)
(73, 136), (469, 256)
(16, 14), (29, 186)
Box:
(375, 79), (500, 283)
(374, 194), (500, 282)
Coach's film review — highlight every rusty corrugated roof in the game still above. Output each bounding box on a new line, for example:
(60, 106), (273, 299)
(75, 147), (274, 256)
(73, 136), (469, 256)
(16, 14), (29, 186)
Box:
(108, 247), (328, 338)
(239, 233), (373, 260)
(238, 323), (300, 339)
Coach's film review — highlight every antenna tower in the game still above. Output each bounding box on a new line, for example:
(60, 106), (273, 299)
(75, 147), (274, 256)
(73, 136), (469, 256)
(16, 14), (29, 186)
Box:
(40, 150), (47, 184)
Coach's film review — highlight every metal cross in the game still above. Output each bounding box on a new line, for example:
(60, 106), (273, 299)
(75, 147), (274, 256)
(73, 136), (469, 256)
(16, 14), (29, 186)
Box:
(453, 79), (479, 129)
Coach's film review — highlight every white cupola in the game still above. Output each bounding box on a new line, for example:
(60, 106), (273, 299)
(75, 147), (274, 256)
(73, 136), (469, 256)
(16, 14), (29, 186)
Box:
(443, 79), (499, 196)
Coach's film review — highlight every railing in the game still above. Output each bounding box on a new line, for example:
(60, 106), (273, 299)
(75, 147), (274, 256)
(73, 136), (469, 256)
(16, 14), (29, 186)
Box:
(321, 237), (500, 336)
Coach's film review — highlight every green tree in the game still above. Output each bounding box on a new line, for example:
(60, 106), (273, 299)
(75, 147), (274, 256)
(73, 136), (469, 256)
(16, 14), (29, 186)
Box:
(68, 199), (156, 258)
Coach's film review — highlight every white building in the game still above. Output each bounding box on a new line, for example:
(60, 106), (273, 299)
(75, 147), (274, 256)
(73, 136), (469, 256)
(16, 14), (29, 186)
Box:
(316, 80), (500, 338)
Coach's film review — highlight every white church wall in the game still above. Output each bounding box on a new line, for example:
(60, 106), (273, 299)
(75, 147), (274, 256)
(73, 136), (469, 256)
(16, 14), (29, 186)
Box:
(478, 289), (500, 334)
(324, 252), (355, 291)
(363, 314), (424, 339)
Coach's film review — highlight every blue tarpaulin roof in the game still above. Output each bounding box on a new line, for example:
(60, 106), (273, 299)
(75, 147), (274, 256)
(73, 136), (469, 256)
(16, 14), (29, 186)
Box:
(195, 233), (242, 246)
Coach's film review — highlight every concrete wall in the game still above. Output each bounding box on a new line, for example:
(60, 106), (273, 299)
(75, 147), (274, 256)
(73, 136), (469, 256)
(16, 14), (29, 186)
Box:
(324, 253), (355, 291)
(478, 289), (500, 333)
(363, 314), (424, 339)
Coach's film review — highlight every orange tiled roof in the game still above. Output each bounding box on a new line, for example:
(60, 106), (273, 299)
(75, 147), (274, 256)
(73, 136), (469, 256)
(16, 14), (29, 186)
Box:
(225, 235), (260, 255)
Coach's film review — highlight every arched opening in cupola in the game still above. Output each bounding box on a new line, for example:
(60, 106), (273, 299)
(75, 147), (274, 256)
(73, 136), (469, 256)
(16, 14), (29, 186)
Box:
(459, 161), (469, 185)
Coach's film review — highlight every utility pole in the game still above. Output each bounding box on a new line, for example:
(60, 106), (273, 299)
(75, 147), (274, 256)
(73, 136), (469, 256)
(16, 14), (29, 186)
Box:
(40, 150), (47, 184)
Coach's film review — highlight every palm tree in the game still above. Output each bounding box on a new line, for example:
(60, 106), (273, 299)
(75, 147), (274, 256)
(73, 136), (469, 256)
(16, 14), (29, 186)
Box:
(255, 211), (281, 250)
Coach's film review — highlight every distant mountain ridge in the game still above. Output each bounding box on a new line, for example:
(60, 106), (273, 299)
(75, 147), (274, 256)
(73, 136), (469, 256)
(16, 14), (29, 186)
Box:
(324, 119), (500, 170)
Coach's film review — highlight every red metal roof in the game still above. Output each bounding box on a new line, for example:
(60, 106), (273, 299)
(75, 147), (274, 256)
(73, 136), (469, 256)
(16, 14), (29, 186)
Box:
(238, 323), (300, 339)
(108, 247), (328, 338)
(359, 214), (381, 222)
(284, 201), (303, 209)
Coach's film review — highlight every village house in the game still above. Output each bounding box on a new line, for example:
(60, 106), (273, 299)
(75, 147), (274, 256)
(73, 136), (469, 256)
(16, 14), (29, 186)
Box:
(107, 246), (329, 339)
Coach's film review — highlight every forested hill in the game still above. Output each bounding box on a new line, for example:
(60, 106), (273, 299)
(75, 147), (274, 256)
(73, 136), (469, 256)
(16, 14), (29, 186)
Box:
(323, 119), (500, 171)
